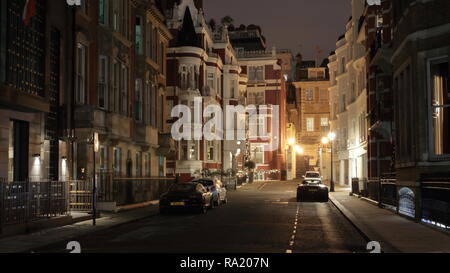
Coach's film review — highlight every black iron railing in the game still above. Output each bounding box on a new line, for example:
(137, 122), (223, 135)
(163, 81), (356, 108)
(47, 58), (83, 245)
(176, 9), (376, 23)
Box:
(421, 173), (450, 228)
(0, 180), (69, 228)
(97, 174), (176, 206)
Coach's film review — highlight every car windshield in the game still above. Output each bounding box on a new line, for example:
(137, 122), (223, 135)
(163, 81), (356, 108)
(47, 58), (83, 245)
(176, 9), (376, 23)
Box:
(170, 183), (196, 192)
(303, 180), (321, 185)
(305, 172), (320, 178)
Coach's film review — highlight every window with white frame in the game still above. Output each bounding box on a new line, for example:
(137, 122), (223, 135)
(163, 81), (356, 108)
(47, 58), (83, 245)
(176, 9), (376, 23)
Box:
(320, 117), (329, 127)
(98, 55), (108, 109)
(207, 73), (215, 90)
(251, 145), (264, 164)
(305, 89), (314, 102)
(76, 43), (87, 105)
(429, 58), (450, 155)
(207, 141), (214, 161)
(248, 66), (264, 82)
(306, 118), (314, 132)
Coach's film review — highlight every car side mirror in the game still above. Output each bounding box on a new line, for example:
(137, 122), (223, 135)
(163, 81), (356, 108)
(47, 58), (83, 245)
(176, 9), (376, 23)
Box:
(302, 175), (305, 179)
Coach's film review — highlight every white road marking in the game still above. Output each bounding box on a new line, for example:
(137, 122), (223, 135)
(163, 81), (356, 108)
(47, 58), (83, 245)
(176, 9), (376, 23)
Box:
(287, 203), (300, 254)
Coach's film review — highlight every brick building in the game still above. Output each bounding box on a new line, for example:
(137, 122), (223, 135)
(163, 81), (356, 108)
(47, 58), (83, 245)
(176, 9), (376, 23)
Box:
(365, 0), (395, 179)
(293, 56), (330, 179)
(71, 0), (172, 186)
(0, 0), (75, 182)
(162, 0), (246, 182)
(229, 25), (287, 181)
(391, 0), (450, 225)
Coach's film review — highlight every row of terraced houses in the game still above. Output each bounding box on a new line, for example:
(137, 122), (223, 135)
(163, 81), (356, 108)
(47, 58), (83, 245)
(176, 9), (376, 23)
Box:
(0, 0), (289, 229)
(328, 0), (450, 228)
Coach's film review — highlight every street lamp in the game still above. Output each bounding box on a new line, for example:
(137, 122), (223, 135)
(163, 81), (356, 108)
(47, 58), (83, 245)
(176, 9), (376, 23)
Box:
(327, 132), (336, 192)
(294, 145), (304, 155)
(288, 138), (296, 146)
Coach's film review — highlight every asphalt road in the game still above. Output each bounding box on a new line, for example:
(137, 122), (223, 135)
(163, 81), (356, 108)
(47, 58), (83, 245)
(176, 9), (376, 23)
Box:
(34, 181), (368, 253)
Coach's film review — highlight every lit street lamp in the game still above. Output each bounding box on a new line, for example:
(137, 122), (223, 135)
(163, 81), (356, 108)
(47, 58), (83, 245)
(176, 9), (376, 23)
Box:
(295, 145), (304, 155)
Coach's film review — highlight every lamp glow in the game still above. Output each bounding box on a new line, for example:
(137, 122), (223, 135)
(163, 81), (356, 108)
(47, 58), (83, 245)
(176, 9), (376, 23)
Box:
(295, 145), (304, 155)
(288, 138), (295, 146)
(321, 137), (330, 145)
(328, 132), (336, 141)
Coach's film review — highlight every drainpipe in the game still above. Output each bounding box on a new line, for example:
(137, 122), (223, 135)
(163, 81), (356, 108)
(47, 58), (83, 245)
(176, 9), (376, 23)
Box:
(70, 6), (76, 181)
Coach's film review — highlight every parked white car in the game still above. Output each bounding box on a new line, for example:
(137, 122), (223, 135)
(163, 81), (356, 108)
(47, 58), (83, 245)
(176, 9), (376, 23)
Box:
(302, 171), (323, 182)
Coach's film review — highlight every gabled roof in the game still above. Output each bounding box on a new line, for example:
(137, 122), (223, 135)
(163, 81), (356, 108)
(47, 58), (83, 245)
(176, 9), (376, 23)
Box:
(177, 6), (198, 47)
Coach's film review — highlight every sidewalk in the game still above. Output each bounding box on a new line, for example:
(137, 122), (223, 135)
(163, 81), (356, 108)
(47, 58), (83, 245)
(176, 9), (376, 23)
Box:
(330, 190), (450, 253)
(0, 204), (160, 253)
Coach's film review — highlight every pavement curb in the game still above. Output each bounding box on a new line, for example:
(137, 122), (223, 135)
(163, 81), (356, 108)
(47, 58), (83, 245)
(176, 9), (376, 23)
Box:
(329, 193), (399, 253)
(2, 206), (161, 253)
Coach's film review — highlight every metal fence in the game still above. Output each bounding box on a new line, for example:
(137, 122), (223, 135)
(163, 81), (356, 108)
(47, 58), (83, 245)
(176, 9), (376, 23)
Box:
(380, 178), (397, 207)
(98, 175), (176, 206)
(0, 180), (69, 227)
(69, 180), (92, 212)
(351, 175), (398, 208)
(421, 174), (450, 228)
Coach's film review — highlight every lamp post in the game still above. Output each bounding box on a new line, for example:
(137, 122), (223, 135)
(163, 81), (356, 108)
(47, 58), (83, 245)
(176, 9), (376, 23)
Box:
(92, 132), (99, 226)
(321, 133), (335, 192)
(327, 132), (336, 192)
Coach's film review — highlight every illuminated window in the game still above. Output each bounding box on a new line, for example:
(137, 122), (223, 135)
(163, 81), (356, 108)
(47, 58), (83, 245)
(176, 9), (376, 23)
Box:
(306, 118), (314, 132)
(305, 89), (313, 102)
(430, 58), (450, 155)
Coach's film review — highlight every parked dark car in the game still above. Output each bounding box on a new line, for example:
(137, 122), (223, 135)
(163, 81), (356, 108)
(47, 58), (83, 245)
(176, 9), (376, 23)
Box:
(297, 179), (329, 202)
(159, 182), (214, 214)
(192, 178), (228, 206)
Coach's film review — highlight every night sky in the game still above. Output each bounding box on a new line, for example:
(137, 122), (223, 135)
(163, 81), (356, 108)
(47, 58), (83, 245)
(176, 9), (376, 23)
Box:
(203, 0), (351, 61)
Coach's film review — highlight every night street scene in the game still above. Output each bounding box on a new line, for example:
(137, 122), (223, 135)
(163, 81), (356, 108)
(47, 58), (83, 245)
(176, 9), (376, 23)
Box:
(1, 0), (450, 268)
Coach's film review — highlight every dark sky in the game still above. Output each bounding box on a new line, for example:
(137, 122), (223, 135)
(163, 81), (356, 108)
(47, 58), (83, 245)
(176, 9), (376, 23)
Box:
(203, 0), (351, 61)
